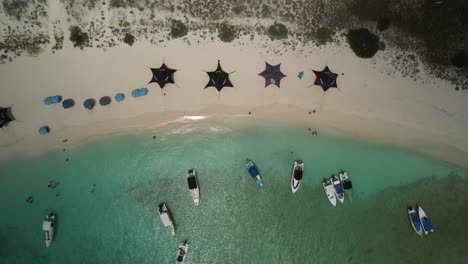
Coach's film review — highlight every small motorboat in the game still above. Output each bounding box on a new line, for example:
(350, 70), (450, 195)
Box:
(418, 206), (434, 235)
(42, 213), (56, 248)
(339, 171), (352, 190)
(245, 159), (263, 187)
(322, 178), (337, 207)
(175, 240), (189, 264)
(187, 169), (200, 206)
(158, 203), (175, 236)
(331, 175), (344, 203)
(408, 207), (423, 236)
(291, 160), (304, 193)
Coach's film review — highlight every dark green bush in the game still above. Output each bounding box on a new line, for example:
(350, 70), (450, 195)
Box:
(218, 23), (236, 42)
(69, 26), (89, 48)
(347, 28), (380, 58)
(123, 33), (135, 46)
(170, 20), (188, 38)
(268, 23), (288, 40)
(2, 0), (29, 20)
(315, 27), (333, 45)
(377, 17), (391, 31)
(232, 5), (246, 15)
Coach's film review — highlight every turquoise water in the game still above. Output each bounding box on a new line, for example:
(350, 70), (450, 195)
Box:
(1, 120), (467, 263)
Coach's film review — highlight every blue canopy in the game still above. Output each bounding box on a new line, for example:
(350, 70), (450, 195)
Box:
(38, 126), (50, 135)
(115, 93), (125, 102)
(412, 215), (422, 231)
(248, 166), (259, 178)
(334, 183), (344, 194)
(44, 95), (62, 105)
(423, 219), (433, 231)
(131, 88), (149, 98)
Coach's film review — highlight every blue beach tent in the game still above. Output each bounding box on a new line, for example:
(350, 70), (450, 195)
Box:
(83, 98), (96, 110)
(38, 126), (50, 135)
(62, 99), (75, 109)
(43, 95), (62, 105)
(132, 88), (149, 98)
(99, 96), (111, 106)
(298, 71), (304, 80)
(115, 93), (125, 102)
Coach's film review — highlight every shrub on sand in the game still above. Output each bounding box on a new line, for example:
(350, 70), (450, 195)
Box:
(69, 26), (89, 48)
(170, 20), (188, 38)
(268, 23), (288, 40)
(218, 23), (236, 42)
(347, 28), (380, 58)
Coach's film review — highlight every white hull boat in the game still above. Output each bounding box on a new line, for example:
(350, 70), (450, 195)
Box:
(418, 206), (434, 235)
(187, 169), (200, 206)
(332, 175), (345, 203)
(43, 213), (56, 248)
(408, 207), (423, 236)
(322, 179), (337, 207)
(291, 160), (304, 193)
(176, 240), (189, 264)
(158, 203), (175, 236)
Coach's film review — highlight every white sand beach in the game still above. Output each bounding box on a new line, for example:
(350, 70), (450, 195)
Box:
(1, 11), (468, 166)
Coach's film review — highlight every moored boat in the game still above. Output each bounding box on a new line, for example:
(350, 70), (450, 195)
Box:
(418, 206), (434, 235)
(322, 178), (337, 207)
(331, 175), (344, 203)
(175, 240), (189, 264)
(245, 159), (263, 187)
(158, 203), (175, 236)
(339, 171), (352, 190)
(408, 207), (423, 236)
(187, 169), (200, 206)
(42, 213), (56, 248)
(291, 160), (304, 193)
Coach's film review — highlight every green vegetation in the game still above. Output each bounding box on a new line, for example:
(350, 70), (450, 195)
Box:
(268, 23), (288, 40)
(2, 0), (29, 20)
(232, 5), (246, 15)
(261, 4), (271, 18)
(451, 52), (467, 68)
(170, 20), (188, 38)
(347, 28), (380, 58)
(315, 27), (334, 45)
(69, 26), (89, 48)
(218, 23), (236, 42)
(110, 0), (130, 8)
(123, 33), (135, 46)
(377, 17), (391, 31)
(25, 44), (42, 57)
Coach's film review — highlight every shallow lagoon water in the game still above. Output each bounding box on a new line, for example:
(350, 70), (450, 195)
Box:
(1, 120), (467, 264)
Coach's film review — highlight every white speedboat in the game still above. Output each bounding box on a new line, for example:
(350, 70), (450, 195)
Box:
(418, 206), (434, 235)
(291, 160), (304, 193)
(42, 213), (56, 248)
(408, 207), (423, 236)
(176, 240), (189, 264)
(331, 175), (344, 203)
(322, 178), (337, 207)
(187, 169), (200, 206)
(158, 203), (175, 236)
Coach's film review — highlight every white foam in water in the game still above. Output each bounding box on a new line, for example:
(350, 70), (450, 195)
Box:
(184, 115), (207, 120)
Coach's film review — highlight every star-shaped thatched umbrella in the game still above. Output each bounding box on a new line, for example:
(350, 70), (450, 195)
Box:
(258, 62), (286, 88)
(312, 66), (338, 92)
(149, 63), (177, 89)
(204, 60), (233, 92)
